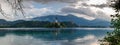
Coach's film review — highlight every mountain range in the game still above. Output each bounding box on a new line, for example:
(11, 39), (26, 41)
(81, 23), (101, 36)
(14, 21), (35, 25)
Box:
(0, 14), (110, 27)
(32, 14), (110, 26)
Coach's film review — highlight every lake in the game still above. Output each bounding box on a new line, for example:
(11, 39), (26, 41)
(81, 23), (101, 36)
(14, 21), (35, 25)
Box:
(0, 28), (113, 45)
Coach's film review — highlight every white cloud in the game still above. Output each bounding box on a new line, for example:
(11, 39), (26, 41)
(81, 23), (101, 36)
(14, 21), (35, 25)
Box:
(69, 35), (99, 45)
(86, 0), (107, 5)
(24, 0), (85, 4)
(0, 0), (52, 20)
(74, 35), (95, 42)
(25, 8), (51, 16)
(0, 0), (15, 21)
(0, 0), (115, 21)
(60, 0), (114, 21)
(66, 13), (95, 21)
(61, 6), (111, 21)
(102, 7), (115, 15)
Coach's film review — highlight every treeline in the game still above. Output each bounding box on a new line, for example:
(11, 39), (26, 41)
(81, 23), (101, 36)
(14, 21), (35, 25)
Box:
(0, 20), (78, 28)
(79, 26), (113, 28)
(0, 19), (112, 28)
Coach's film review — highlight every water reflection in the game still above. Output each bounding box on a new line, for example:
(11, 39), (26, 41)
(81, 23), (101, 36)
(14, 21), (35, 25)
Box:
(0, 28), (113, 45)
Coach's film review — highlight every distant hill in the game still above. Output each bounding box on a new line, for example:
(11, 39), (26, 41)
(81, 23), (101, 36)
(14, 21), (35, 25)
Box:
(32, 14), (110, 26)
(0, 19), (78, 28)
(0, 19), (10, 25)
(0, 14), (111, 28)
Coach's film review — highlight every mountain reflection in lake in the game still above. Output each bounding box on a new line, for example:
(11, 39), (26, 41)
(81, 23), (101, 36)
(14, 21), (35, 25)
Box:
(0, 28), (113, 45)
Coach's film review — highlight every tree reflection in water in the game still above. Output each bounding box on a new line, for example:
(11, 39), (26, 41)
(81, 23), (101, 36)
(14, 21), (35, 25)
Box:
(0, 28), (112, 45)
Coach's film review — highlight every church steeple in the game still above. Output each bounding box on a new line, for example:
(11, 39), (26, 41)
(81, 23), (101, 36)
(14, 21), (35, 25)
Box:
(55, 17), (58, 23)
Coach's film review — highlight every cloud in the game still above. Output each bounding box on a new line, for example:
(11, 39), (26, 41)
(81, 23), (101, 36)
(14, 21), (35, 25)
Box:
(61, 35), (99, 45)
(0, 0), (15, 21)
(0, 0), (52, 20)
(13, 7), (52, 20)
(86, 0), (107, 5)
(25, 8), (51, 16)
(60, 0), (113, 21)
(81, 3), (108, 8)
(61, 6), (111, 21)
(61, 7), (96, 17)
(90, 4), (108, 8)
(24, 0), (85, 3)
(69, 0), (109, 9)
(0, 0), (114, 21)
(72, 35), (99, 45)
(73, 35), (96, 42)
(0, 34), (100, 45)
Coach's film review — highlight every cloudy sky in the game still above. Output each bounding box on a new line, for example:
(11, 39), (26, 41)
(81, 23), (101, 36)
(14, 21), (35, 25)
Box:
(0, 0), (115, 21)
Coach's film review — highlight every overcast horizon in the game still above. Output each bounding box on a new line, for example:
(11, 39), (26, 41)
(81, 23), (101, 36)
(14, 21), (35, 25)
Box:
(0, 0), (115, 21)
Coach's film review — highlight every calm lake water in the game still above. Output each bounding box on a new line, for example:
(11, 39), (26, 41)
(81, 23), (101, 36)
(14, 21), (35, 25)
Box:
(0, 28), (113, 45)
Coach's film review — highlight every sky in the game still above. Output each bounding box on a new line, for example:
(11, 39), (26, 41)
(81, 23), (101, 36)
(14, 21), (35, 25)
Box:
(0, 0), (115, 21)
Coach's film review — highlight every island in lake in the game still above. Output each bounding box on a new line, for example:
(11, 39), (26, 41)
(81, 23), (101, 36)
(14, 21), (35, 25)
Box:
(0, 15), (111, 28)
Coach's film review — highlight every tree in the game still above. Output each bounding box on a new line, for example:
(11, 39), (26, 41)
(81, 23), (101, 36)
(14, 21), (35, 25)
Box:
(0, 0), (25, 18)
(101, 0), (120, 45)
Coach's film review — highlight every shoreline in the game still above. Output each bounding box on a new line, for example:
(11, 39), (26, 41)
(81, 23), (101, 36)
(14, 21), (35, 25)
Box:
(0, 28), (114, 31)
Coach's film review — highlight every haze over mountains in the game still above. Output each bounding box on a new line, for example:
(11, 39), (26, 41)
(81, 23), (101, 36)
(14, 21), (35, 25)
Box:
(32, 14), (110, 26)
(0, 14), (110, 27)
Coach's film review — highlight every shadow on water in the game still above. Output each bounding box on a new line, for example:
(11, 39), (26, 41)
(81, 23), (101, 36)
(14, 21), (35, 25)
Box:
(0, 28), (113, 41)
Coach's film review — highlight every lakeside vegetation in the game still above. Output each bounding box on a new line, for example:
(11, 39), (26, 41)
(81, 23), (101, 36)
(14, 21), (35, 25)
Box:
(0, 20), (112, 28)
(100, 0), (120, 45)
(0, 20), (79, 28)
